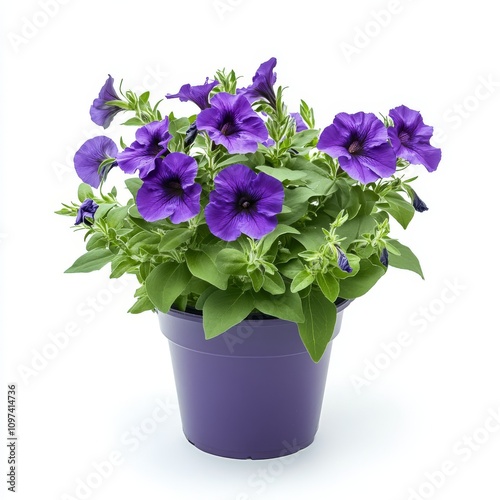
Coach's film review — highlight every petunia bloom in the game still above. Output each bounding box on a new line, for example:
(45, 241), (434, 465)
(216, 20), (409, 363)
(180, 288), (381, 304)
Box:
(388, 105), (441, 172)
(238, 57), (277, 108)
(116, 117), (171, 178)
(75, 199), (98, 226)
(205, 164), (284, 241)
(318, 112), (397, 184)
(136, 153), (202, 223)
(291, 112), (308, 132)
(336, 246), (353, 273)
(196, 93), (268, 154)
(90, 75), (124, 129)
(409, 187), (429, 213)
(166, 79), (219, 110)
(74, 136), (118, 188)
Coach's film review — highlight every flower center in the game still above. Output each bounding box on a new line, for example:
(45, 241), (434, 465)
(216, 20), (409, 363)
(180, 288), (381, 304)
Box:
(348, 140), (362, 154)
(238, 197), (253, 210)
(220, 114), (238, 136)
(398, 130), (411, 144)
(165, 179), (183, 195)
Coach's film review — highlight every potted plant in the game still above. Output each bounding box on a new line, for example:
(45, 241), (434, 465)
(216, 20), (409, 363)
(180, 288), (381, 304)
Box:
(58, 57), (441, 459)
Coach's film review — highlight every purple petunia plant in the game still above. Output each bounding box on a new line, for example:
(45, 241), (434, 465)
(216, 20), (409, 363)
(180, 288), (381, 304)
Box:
(58, 59), (442, 362)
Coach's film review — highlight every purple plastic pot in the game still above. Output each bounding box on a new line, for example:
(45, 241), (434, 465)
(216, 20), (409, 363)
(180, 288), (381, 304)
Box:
(158, 300), (350, 460)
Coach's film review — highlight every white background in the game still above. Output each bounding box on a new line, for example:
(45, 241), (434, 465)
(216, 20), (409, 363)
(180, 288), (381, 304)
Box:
(1, 1), (500, 499)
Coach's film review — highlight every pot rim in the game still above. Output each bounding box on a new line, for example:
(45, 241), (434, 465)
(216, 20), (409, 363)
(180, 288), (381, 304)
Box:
(161, 298), (353, 325)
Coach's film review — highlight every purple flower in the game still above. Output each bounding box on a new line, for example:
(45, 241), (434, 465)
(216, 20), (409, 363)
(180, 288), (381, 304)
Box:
(166, 79), (219, 110)
(388, 105), (441, 172)
(90, 75), (124, 129)
(116, 118), (171, 178)
(196, 93), (268, 154)
(318, 112), (397, 184)
(238, 57), (277, 108)
(336, 246), (353, 273)
(409, 187), (429, 212)
(136, 153), (201, 223)
(380, 248), (389, 267)
(205, 164), (284, 241)
(291, 112), (307, 132)
(75, 199), (98, 226)
(74, 136), (118, 188)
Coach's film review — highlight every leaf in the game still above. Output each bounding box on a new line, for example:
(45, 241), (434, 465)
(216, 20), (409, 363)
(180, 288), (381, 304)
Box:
(125, 178), (143, 200)
(339, 258), (386, 299)
(292, 225), (326, 251)
(128, 295), (155, 314)
(386, 240), (424, 279)
(110, 255), (137, 279)
(254, 287), (304, 322)
(159, 229), (192, 252)
(186, 249), (229, 290)
(216, 155), (250, 169)
(278, 187), (316, 225)
(291, 269), (315, 293)
(381, 192), (415, 229)
(262, 272), (286, 295)
(122, 117), (145, 126)
(65, 249), (114, 273)
(256, 166), (306, 183)
(259, 224), (300, 254)
(77, 183), (94, 202)
(248, 268), (264, 292)
(145, 262), (191, 312)
(85, 233), (107, 251)
(215, 248), (248, 275)
(290, 129), (319, 147)
(203, 288), (255, 339)
(336, 214), (378, 246)
(298, 287), (338, 362)
(128, 232), (161, 251)
(107, 206), (131, 229)
(316, 272), (340, 303)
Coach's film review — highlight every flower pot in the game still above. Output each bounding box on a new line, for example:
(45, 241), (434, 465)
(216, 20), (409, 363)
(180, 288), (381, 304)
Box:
(158, 300), (350, 460)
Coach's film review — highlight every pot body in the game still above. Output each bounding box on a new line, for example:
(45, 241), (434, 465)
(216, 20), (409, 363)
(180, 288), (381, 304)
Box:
(158, 302), (349, 459)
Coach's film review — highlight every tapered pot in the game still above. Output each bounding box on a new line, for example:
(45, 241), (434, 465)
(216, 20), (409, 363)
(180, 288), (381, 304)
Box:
(158, 300), (350, 460)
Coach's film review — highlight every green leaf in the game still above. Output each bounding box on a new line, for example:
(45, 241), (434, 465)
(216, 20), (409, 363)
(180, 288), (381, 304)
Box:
(128, 232), (161, 251)
(279, 258), (305, 280)
(316, 272), (340, 303)
(128, 295), (155, 314)
(145, 262), (191, 312)
(290, 129), (319, 147)
(298, 288), (338, 362)
(262, 272), (286, 295)
(215, 248), (248, 275)
(203, 288), (255, 339)
(248, 268), (264, 292)
(122, 117), (145, 126)
(336, 214), (378, 246)
(291, 269), (315, 293)
(381, 192), (415, 229)
(110, 255), (137, 279)
(278, 187), (317, 225)
(256, 166), (306, 183)
(85, 233), (107, 251)
(292, 225), (326, 251)
(339, 258), (386, 299)
(254, 287), (304, 322)
(77, 183), (94, 202)
(65, 249), (114, 273)
(386, 240), (424, 279)
(186, 249), (229, 290)
(106, 206), (130, 229)
(259, 224), (300, 254)
(159, 229), (192, 252)
(125, 178), (143, 200)
(216, 155), (249, 169)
